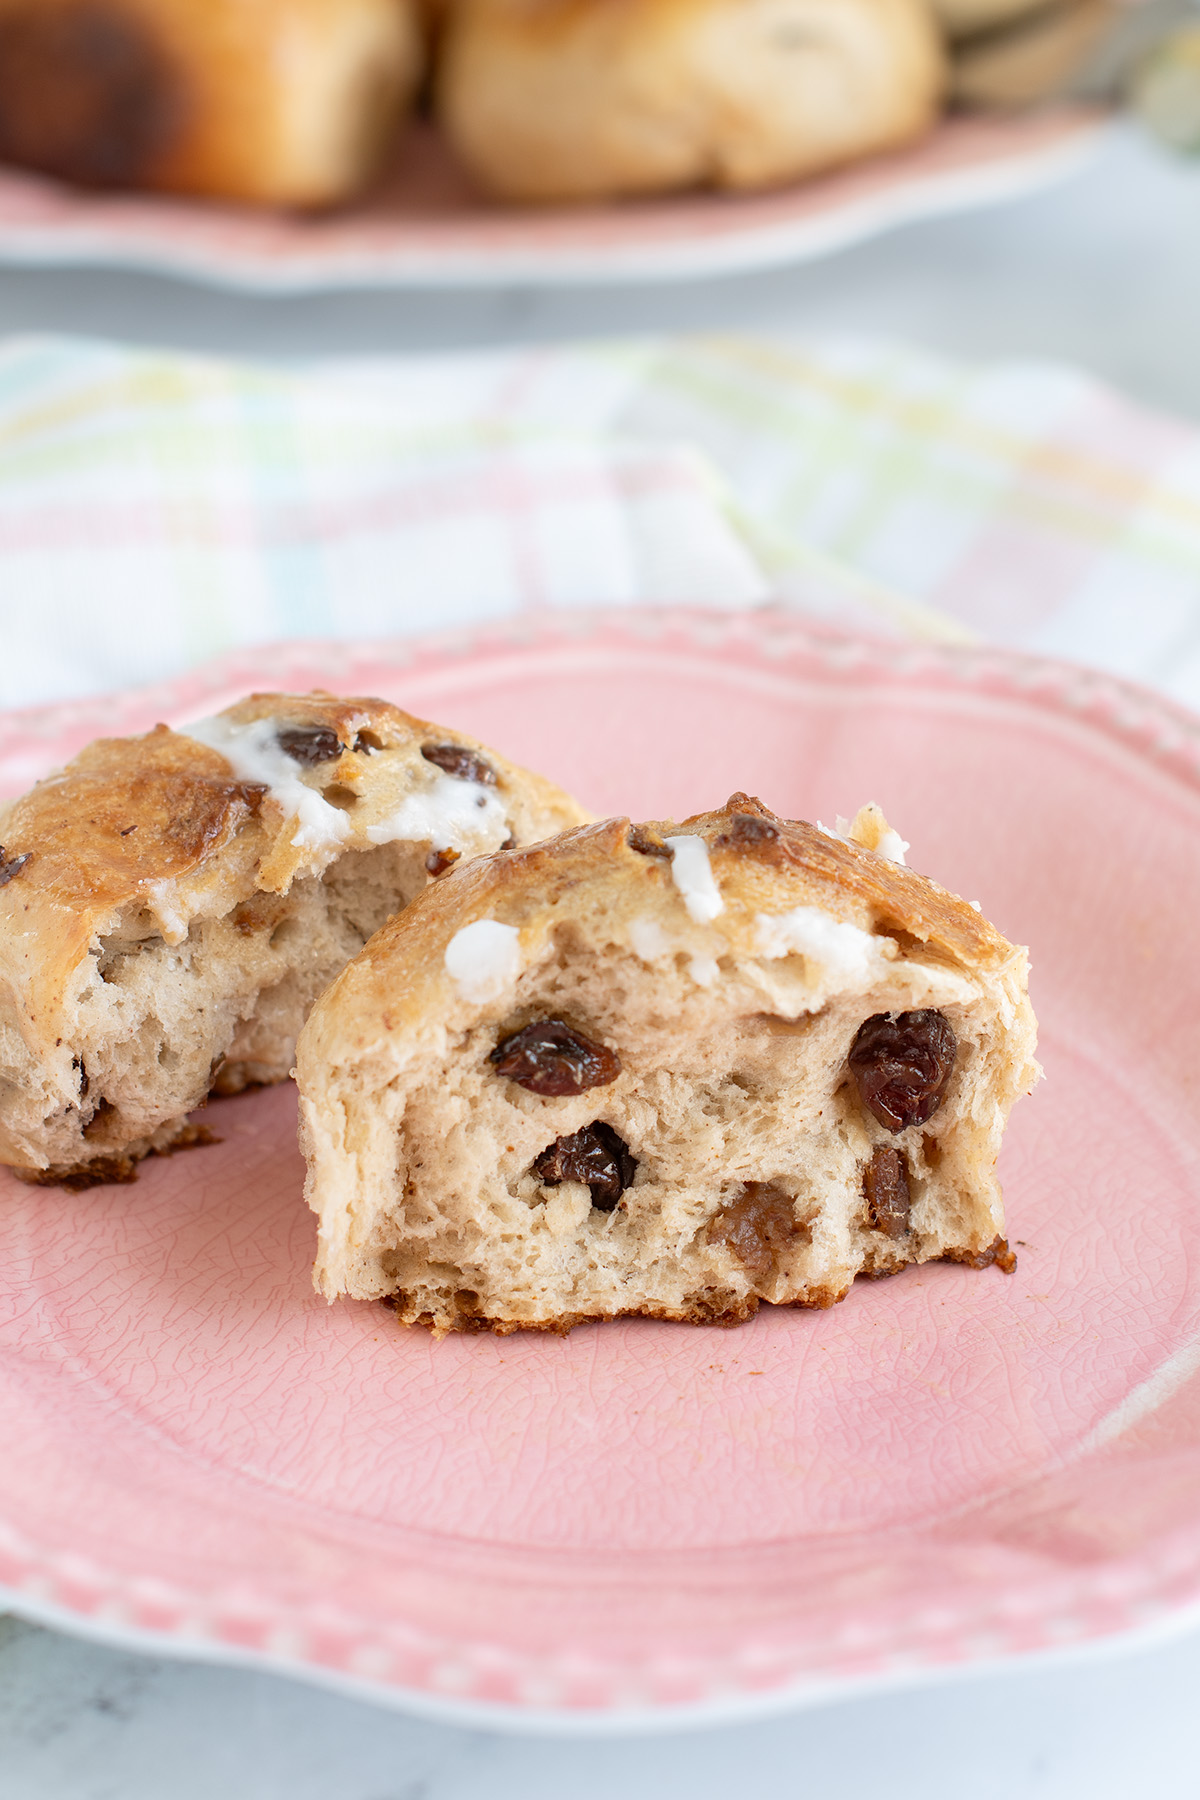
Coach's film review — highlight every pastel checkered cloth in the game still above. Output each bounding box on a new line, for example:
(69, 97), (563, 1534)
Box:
(3, 333), (1200, 710)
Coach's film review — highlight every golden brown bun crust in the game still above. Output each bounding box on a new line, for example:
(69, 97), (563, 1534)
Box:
(1, 727), (263, 919)
(1, 691), (490, 923)
(382, 1282), (851, 1334)
(438, 0), (945, 202)
(0, 689), (583, 925)
(351, 791), (1013, 1016)
(0, 0), (422, 205)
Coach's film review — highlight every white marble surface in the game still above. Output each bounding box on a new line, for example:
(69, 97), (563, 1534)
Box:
(5, 1614), (1200, 1799)
(3, 117), (1200, 1795)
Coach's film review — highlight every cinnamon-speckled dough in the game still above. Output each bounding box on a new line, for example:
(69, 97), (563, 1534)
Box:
(298, 794), (1039, 1335)
(0, 691), (585, 1184)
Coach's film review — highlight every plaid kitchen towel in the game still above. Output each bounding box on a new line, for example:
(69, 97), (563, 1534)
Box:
(2, 332), (1200, 710)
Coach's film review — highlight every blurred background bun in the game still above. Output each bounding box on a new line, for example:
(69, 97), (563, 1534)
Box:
(436, 0), (946, 203)
(948, 0), (1119, 110)
(929, 0), (1048, 44)
(0, 0), (424, 206)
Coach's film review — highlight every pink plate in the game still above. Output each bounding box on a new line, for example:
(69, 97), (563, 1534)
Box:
(0, 112), (1105, 289)
(3, 609), (1200, 1726)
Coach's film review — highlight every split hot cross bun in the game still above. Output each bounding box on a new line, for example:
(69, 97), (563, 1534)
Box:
(298, 793), (1038, 1335)
(0, 691), (586, 1185)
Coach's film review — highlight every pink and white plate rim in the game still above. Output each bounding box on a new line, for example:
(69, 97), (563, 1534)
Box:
(0, 113), (1106, 291)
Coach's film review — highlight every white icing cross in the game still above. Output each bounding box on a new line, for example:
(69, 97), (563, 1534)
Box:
(444, 919), (523, 1004)
(665, 834), (724, 924)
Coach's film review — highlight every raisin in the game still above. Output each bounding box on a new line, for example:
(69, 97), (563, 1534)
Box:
(421, 743), (497, 786)
(426, 846), (461, 877)
(864, 1146), (910, 1238)
(848, 1010), (956, 1133)
(533, 1122), (636, 1210)
(707, 1182), (806, 1280)
(627, 824), (671, 858)
(490, 1019), (621, 1096)
(0, 845), (31, 886)
(276, 725), (343, 766)
(714, 813), (780, 850)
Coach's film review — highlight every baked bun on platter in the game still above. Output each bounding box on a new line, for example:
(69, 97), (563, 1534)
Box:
(947, 0), (1118, 108)
(0, 692), (585, 1185)
(298, 794), (1038, 1335)
(930, 0), (1049, 44)
(0, 0), (423, 206)
(437, 0), (946, 202)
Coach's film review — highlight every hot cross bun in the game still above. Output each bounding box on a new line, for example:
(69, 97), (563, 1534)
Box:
(298, 793), (1038, 1334)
